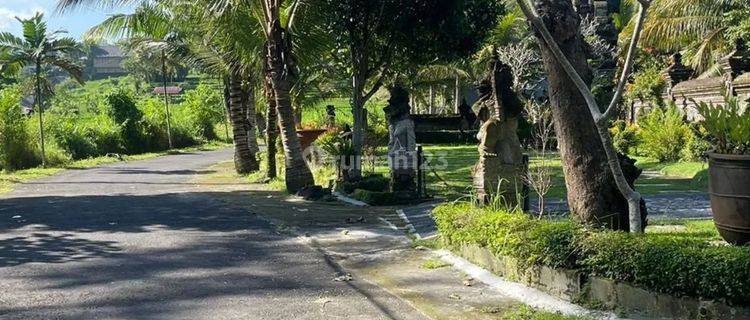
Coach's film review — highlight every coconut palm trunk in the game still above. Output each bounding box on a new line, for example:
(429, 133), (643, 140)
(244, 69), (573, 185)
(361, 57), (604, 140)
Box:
(34, 61), (46, 167)
(228, 73), (259, 174)
(264, 72), (279, 179)
(266, 19), (314, 192)
(242, 75), (260, 158)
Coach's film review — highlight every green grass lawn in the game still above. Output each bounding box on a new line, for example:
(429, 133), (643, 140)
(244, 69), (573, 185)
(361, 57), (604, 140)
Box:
(371, 145), (710, 201)
(646, 219), (721, 242)
(0, 141), (230, 194)
(301, 98), (388, 129)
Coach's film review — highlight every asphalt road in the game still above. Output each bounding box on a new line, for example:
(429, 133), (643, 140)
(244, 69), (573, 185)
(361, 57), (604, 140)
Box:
(0, 149), (427, 320)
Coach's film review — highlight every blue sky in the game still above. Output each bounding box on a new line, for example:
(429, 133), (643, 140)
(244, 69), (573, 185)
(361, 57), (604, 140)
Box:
(0, 0), (132, 40)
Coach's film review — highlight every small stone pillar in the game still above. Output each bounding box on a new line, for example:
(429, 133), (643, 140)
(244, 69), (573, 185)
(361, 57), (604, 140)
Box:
(384, 85), (417, 195)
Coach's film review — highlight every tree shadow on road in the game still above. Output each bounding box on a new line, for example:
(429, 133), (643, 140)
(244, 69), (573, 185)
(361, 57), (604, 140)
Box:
(0, 233), (122, 267)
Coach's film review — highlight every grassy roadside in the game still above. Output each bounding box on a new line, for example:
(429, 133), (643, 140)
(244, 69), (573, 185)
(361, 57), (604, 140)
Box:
(370, 145), (707, 201)
(212, 143), (708, 200)
(0, 141), (230, 194)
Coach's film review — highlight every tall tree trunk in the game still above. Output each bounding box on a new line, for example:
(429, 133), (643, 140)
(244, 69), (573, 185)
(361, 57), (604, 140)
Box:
(35, 62), (46, 167)
(349, 74), (366, 181)
(242, 75), (261, 159)
(229, 73), (259, 174)
(534, 0), (631, 230)
(161, 50), (173, 149)
(454, 76), (461, 114)
(266, 19), (314, 192)
(264, 71), (279, 179)
(429, 85), (435, 114)
(222, 77), (231, 142)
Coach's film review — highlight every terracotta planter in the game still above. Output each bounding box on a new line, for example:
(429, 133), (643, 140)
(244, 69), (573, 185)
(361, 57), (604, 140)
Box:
(708, 153), (750, 245)
(297, 129), (328, 152)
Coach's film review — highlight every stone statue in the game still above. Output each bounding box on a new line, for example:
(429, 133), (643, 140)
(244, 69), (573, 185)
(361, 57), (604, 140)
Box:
(472, 54), (526, 205)
(326, 105), (336, 129)
(384, 85), (417, 194)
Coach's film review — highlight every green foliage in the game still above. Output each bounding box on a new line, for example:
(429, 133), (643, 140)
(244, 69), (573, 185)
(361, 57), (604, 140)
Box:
(501, 305), (591, 320)
(106, 90), (144, 152)
(435, 203), (750, 305)
(47, 112), (123, 159)
(434, 203), (581, 269)
(582, 232), (750, 304)
(182, 84), (224, 140)
(638, 104), (692, 162)
(681, 124), (712, 161)
(0, 87), (38, 170)
(350, 189), (401, 206)
(340, 173), (389, 194)
(317, 131), (353, 158)
(694, 95), (750, 155)
(626, 64), (666, 106)
(609, 120), (640, 155)
(139, 97), (197, 149)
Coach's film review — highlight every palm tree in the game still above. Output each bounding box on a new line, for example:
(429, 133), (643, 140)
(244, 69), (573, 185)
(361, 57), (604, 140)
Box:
(0, 13), (84, 166)
(58, 0), (323, 191)
(259, 0), (315, 192)
(86, 3), (184, 149)
(84, 1), (263, 172)
(622, 0), (747, 73)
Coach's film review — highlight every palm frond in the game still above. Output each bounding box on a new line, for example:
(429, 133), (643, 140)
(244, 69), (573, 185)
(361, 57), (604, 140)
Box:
(0, 32), (25, 49)
(56, 0), (144, 13)
(44, 56), (85, 84)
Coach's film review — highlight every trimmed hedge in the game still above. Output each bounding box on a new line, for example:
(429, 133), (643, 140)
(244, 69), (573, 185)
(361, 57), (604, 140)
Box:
(434, 203), (750, 305)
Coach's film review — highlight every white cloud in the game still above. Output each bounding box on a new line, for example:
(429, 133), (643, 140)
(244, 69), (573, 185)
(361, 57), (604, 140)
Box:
(0, 6), (46, 29)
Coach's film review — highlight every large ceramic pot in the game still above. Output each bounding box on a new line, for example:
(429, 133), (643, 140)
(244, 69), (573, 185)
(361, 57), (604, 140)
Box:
(708, 153), (750, 245)
(297, 128), (328, 152)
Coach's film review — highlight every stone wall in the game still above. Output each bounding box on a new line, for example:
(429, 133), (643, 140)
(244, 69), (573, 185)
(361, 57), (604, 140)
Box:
(456, 244), (750, 319)
(633, 44), (750, 122)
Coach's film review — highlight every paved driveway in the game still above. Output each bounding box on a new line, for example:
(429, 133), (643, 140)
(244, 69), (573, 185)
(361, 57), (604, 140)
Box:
(0, 149), (426, 320)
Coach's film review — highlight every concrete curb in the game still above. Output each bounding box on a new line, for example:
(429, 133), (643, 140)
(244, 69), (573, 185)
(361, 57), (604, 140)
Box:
(396, 209), (420, 239)
(435, 249), (622, 320)
(332, 191), (369, 207)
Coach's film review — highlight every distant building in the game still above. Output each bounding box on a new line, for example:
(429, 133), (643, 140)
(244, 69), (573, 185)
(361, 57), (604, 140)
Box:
(87, 45), (127, 79)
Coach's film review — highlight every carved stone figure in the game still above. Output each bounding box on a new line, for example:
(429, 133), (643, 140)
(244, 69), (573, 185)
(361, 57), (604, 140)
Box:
(472, 54), (525, 205)
(384, 85), (417, 194)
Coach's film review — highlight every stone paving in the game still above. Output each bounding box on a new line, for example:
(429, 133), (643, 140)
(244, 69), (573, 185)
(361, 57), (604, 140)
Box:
(401, 191), (712, 238)
(530, 192), (712, 220)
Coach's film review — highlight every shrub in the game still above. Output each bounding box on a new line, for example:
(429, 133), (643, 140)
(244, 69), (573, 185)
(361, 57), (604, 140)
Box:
(139, 97), (197, 149)
(350, 189), (397, 205)
(182, 84), (224, 141)
(638, 104), (691, 162)
(106, 90), (145, 152)
(47, 112), (123, 159)
(681, 124), (712, 161)
(609, 120), (640, 155)
(626, 62), (666, 106)
(434, 203), (581, 269)
(582, 231), (750, 303)
(0, 87), (38, 170)
(434, 203), (750, 305)
(694, 95), (750, 155)
(339, 173), (389, 194)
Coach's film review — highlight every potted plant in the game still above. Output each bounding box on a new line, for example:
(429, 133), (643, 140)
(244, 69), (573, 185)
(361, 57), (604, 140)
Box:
(694, 96), (750, 245)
